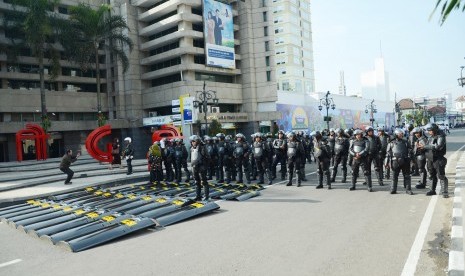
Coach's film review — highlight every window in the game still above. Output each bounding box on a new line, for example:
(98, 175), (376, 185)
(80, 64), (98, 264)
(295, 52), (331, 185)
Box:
(261, 0), (267, 7)
(274, 16), (283, 24)
(265, 56), (270, 67)
(263, 12), (267, 22)
(275, 27), (284, 34)
(282, 80), (290, 91)
(275, 47), (286, 55)
(266, 71), (271, 82)
(265, 41), (270, 51)
(195, 72), (233, 83)
(264, 26), (268, 36)
(295, 80), (302, 93)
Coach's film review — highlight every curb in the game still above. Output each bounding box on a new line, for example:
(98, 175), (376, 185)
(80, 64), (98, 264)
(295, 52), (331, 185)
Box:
(449, 161), (465, 275)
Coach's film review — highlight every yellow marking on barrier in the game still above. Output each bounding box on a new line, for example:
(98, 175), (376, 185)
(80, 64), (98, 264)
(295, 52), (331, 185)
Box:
(140, 187), (145, 190)
(86, 212), (99, 219)
(52, 204), (62, 210)
(103, 192), (112, 197)
(172, 200), (184, 206)
(74, 209), (85, 215)
(155, 198), (167, 203)
(31, 201), (41, 206)
(115, 193), (124, 199)
(94, 191), (103, 196)
(191, 202), (204, 208)
(63, 207), (73, 212)
(27, 200), (36, 205)
(41, 203), (50, 208)
(127, 194), (136, 200)
(85, 187), (94, 192)
(142, 196), (152, 201)
(102, 215), (115, 222)
(121, 219), (137, 227)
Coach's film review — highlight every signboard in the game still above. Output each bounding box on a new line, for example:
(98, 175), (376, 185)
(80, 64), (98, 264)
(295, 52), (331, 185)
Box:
(203, 0), (235, 69)
(143, 115), (173, 126)
(181, 96), (196, 124)
(172, 99), (180, 106)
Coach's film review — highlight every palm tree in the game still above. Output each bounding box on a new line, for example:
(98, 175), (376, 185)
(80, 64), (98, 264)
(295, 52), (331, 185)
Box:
(432, 0), (465, 25)
(63, 3), (133, 126)
(5, 0), (63, 131)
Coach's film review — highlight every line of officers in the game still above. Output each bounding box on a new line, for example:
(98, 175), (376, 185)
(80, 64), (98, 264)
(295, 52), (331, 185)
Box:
(147, 122), (448, 200)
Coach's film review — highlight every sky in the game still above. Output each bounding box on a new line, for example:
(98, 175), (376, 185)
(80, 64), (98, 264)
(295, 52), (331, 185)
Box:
(311, 0), (465, 102)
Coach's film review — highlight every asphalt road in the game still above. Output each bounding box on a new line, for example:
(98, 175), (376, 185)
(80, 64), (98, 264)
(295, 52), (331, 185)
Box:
(0, 129), (463, 276)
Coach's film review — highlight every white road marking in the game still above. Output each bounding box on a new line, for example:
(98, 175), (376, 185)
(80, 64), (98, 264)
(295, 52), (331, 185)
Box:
(401, 144), (465, 275)
(0, 259), (22, 268)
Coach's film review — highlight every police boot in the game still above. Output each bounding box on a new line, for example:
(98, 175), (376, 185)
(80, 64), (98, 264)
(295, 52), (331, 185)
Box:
(195, 185), (202, 201)
(184, 170), (191, 183)
(245, 170), (251, 184)
(426, 179), (437, 196)
(441, 177), (449, 198)
(342, 169), (347, 183)
(376, 171), (384, 186)
(326, 172), (331, 190)
(390, 177), (398, 194)
(302, 167), (308, 181)
(405, 176), (413, 195)
(258, 173), (265, 185)
(218, 169), (224, 183)
(415, 170), (427, 189)
(271, 166), (277, 180)
(281, 168), (286, 181)
(204, 184), (210, 201)
(366, 175), (373, 192)
(225, 170), (231, 184)
(296, 170), (302, 187)
(267, 170), (273, 185)
(331, 168), (337, 183)
(286, 172), (293, 186)
(350, 177), (356, 191)
(316, 173), (323, 189)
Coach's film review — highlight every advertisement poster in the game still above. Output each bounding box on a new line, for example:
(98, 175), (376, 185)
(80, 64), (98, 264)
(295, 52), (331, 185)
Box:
(276, 104), (395, 132)
(181, 96), (196, 124)
(203, 0), (235, 69)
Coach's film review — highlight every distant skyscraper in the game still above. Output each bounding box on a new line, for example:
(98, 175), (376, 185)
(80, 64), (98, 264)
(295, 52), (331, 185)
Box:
(273, 0), (315, 94)
(338, 71), (346, 96)
(361, 57), (390, 102)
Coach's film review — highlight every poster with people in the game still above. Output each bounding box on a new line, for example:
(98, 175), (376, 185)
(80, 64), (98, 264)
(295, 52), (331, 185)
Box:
(203, 0), (235, 69)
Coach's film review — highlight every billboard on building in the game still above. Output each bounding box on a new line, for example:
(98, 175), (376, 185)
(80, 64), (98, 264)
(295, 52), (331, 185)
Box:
(203, 0), (235, 69)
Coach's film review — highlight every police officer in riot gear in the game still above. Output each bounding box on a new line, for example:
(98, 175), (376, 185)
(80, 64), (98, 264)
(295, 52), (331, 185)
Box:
(190, 135), (210, 200)
(225, 135), (236, 183)
(272, 130), (287, 180)
(303, 133), (313, 164)
(249, 134), (258, 181)
(365, 126), (384, 186)
(313, 131), (332, 189)
(286, 132), (305, 186)
(349, 129), (372, 191)
(216, 133), (227, 183)
(417, 123), (448, 198)
(377, 127), (389, 181)
(180, 139), (191, 182)
(265, 132), (275, 176)
(161, 138), (174, 181)
(296, 131), (308, 182)
(385, 129), (413, 195)
(233, 133), (251, 184)
(328, 129), (336, 167)
(173, 138), (186, 184)
(204, 136), (217, 180)
(412, 127), (427, 189)
(345, 128), (355, 168)
(252, 133), (273, 185)
(331, 128), (349, 183)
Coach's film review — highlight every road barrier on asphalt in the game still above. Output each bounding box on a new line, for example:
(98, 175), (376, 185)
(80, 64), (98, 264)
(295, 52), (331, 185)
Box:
(0, 180), (263, 251)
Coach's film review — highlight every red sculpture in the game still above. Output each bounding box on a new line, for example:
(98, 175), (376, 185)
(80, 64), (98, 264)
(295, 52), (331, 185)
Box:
(151, 125), (183, 143)
(15, 124), (49, 162)
(85, 125), (113, 163)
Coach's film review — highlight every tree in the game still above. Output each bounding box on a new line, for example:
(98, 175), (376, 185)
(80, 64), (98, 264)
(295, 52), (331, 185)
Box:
(208, 119), (223, 136)
(63, 3), (133, 125)
(432, 0), (464, 25)
(5, 0), (63, 132)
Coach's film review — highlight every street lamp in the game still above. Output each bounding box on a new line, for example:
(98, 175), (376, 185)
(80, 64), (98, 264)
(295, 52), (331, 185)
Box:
(318, 91), (336, 130)
(458, 66), (465, 87)
(193, 81), (219, 136)
(365, 99), (377, 126)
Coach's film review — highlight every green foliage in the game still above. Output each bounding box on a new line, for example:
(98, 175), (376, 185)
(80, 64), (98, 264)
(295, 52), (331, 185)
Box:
(41, 114), (51, 132)
(97, 112), (106, 127)
(405, 109), (430, 127)
(208, 119), (222, 136)
(432, 0), (465, 25)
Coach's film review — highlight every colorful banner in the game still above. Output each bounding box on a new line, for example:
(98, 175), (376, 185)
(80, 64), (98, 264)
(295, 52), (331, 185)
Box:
(203, 0), (235, 69)
(181, 96), (196, 124)
(276, 104), (395, 132)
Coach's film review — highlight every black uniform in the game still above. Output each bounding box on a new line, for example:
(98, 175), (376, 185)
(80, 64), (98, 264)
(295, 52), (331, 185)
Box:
(286, 135), (305, 186)
(233, 138), (251, 184)
(378, 131), (389, 180)
(331, 134), (349, 183)
(349, 134), (372, 191)
(271, 135), (287, 180)
(366, 132), (384, 185)
(122, 141), (134, 175)
(413, 134), (427, 188)
(252, 138), (272, 185)
(216, 138), (227, 183)
(424, 129), (448, 197)
(190, 141), (210, 200)
(314, 135), (332, 189)
(205, 139), (218, 180)
(385, 134), (413, 194)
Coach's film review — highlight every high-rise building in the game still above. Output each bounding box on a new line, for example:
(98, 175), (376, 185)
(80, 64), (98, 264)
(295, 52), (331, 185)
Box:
(338, 71), (346, 96)
(0, 0), (281, 162)
(272, 0), (315, 94)
(361, 57), (390, 102)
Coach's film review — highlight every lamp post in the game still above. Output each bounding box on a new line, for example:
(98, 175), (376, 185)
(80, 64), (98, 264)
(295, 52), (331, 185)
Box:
(458, 66), (465, 87)
(318, 91), (336, 130)
(193, 81), (219, 136)
(365, 99), (377, 127)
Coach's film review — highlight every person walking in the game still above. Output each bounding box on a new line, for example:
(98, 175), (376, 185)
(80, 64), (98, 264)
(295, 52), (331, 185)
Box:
(384, 129), (413, 195)
(109, 138), (122, 169)
(122, 137), (134, 175)
(60, 149), (80, 184)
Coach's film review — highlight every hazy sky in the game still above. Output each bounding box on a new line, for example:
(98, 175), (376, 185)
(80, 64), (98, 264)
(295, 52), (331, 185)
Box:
(311, 0), (465, 102)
